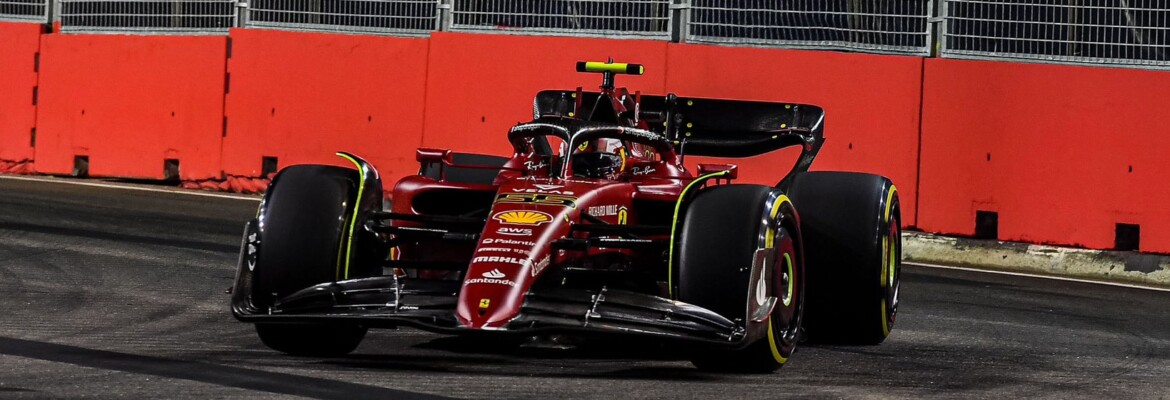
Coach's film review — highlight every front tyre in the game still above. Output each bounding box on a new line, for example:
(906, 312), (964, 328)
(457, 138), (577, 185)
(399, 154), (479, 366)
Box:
(676, 185), (805, 373)
(256, 324), (367, 357)
(248, 164), (370, 356)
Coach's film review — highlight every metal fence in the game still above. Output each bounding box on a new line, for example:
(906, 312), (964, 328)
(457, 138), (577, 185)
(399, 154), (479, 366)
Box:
(58, 0), (237, 34)
(0, 0), (48, 22)
(448, 0), (672, 39)
(10, 0), (1170, 70)
(246, 0), (438, 36)
(686, 0), (933, 56)
(940, 0), (1170, 68)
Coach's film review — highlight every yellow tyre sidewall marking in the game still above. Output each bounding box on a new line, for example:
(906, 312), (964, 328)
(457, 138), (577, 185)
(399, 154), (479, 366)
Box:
(782, 253), (794, 307)
(765, 195), (793, 365)
(880, 185), (898, 337)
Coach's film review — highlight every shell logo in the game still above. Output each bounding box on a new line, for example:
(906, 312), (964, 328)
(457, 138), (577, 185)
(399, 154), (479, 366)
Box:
(493, 210), (552, 226)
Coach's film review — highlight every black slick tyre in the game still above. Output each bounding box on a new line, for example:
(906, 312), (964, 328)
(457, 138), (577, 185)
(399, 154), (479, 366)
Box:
(250, 165), (368, 356)
(255, 323), (366, 357)
(676, 184), (805, 373)
(785, 171), (901, 345)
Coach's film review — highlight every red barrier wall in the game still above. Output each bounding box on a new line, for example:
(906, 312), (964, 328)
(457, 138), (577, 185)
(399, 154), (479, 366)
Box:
(36, 34), (227, 180)
(222, 28), (430, 181)
(422, 32), (668, 157)
(919, 58), (1170, 253)
(0, 22), (42, 171)
(665, 44), (924, 226)
(17, 28), (1170, 253)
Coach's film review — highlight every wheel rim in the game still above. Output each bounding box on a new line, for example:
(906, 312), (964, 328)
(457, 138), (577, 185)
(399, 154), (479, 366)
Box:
(772, 227), (801, 346)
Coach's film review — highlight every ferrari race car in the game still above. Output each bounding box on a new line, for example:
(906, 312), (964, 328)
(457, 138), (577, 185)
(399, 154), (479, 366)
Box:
(231, 61), (902, 373)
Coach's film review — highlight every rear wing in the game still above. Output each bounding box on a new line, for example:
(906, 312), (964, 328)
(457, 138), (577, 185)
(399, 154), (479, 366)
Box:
(533, 90), (825, 159)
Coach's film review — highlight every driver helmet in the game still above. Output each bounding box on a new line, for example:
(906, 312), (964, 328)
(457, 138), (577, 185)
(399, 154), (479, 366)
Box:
(571, 138), (625, 179)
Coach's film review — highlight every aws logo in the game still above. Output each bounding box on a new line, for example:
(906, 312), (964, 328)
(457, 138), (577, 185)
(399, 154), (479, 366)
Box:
(497, 227), (533, 236)
(493, 210), (552, 226)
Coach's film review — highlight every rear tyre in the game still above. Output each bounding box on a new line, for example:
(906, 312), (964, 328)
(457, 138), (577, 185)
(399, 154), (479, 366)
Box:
(786, 172), (901, 345)
(250, 165), (368, 356)
(676, 185), (804, 373)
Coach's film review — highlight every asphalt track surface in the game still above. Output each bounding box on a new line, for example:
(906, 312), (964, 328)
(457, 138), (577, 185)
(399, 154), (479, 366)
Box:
(0, 176), (1168, 399)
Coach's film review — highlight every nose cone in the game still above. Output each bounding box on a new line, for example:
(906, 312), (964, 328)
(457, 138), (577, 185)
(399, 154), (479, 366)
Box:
(457, 260), (531, 329)
(458, 180), (580, 329)
(456, 210), (562, 329)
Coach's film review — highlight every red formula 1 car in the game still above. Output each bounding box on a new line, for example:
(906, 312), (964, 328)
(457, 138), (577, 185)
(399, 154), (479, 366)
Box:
(231, 61), (902, 372)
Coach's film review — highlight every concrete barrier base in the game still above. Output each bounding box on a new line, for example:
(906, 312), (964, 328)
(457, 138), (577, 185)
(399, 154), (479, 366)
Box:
(903, 231), (1170, 288)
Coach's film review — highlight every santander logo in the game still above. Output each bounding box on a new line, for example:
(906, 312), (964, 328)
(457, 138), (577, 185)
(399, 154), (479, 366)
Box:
(464, 268), (517, 287)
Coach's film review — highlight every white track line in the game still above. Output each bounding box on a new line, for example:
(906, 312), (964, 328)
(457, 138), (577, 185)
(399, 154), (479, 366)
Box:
(908, 261), (1170, 293)
(0, 174), (261, 201)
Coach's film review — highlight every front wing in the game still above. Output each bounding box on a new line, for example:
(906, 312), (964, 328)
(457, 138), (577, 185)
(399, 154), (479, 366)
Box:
(231, 274), (749, 346)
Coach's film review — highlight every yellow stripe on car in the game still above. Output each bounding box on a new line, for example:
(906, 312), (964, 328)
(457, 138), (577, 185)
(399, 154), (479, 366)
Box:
(667, 171), (729, 298)
(336, 152), (368, 281)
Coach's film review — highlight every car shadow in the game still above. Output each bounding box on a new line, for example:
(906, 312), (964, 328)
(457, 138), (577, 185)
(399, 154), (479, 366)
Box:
(0, 336), (449, 400)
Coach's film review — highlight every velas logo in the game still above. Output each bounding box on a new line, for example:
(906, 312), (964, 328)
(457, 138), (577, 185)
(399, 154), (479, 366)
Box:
(512, 184), (575, 195)
(483, 268), (505, 279)
(493, 210), (552, 225)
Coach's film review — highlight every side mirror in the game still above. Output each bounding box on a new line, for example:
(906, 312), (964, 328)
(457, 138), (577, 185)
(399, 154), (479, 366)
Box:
(416, 148), (453, 180)
(416, 148), (453, 165)
(698, 163), (738, 180)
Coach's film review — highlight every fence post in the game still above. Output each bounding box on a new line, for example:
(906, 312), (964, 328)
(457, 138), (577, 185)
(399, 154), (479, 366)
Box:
(49, 0), (61, 26)
(235, 0), (249, 28)
(670, 0), (690, 43)
(437, 0), (452, 32)
(931, 0), (947, 57)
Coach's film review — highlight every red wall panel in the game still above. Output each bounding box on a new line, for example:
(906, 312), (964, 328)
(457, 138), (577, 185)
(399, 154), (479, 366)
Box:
(35, 34), (226, 180)
(0, 22), (42, 168)
(919, 58), (1170, 253)
(665, 44), (924, 226)
(422, 32), (668, 157)
(222, 28), (429, 181)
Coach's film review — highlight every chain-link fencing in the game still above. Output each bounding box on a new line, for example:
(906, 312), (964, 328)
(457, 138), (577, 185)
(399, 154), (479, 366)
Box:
(940, 0), (1170, 69)
(686, 0), (933, 56)
(448, 0), (672, 39)
(17, 0), (1170, 71)
(58, 0), (236, 34)
(0, 0), (47, 22)
(245, 0), (438, 36)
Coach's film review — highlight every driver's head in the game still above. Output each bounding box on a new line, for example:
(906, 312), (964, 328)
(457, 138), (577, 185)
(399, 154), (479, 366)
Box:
(570, 152), (622, 179)
(571, 138), (624, 179)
